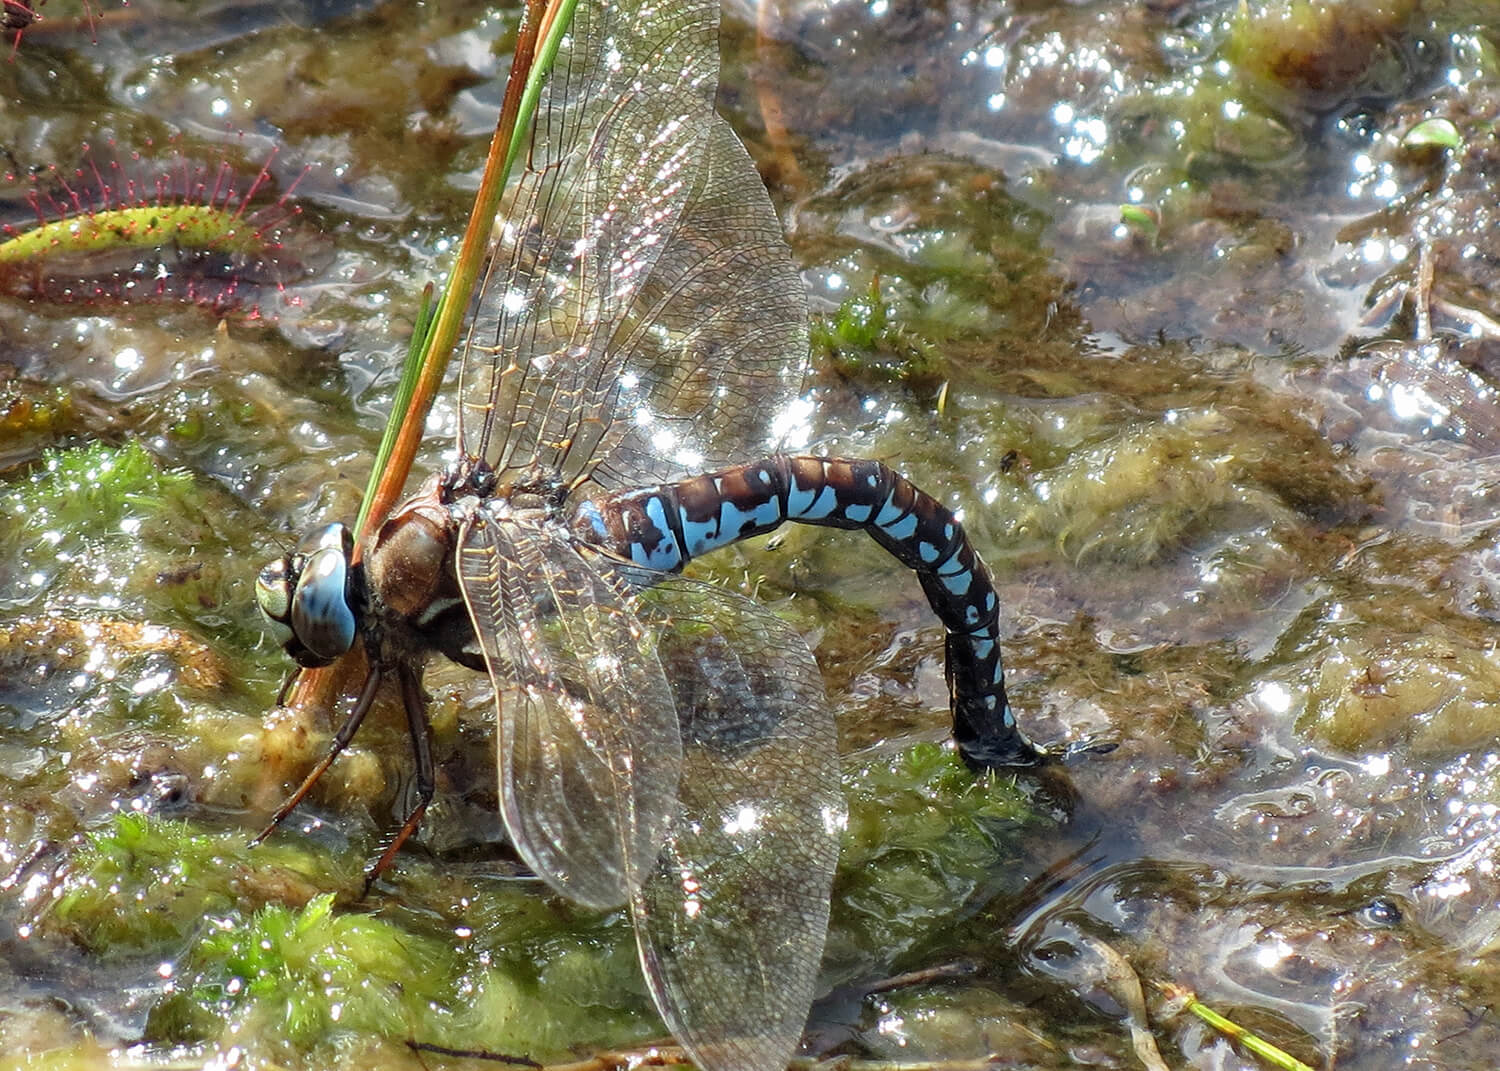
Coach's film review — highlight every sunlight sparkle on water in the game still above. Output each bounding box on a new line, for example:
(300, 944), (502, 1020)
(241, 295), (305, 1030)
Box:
(723, 804), (760, 836)
(769, 395), (815, 450)
(132, 670), (171, 696)
(679, 865), (702, 918)
(1254, 938), (1294, 970)
(1252, 681), (1292, 715)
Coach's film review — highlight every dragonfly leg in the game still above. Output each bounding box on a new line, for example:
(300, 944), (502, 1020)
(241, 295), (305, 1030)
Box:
(252, 663), (385, 846)
(273, 665), (301, 707)
(362, 661), (435, 893)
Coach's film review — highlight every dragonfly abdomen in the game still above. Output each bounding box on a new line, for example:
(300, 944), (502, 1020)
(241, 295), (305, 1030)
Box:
(572, 455), (1042, 769)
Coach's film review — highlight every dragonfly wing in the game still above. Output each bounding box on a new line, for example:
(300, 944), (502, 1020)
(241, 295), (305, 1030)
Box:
(585, 112), (811, 490)
(614, 568), (843, 1071)
(456, 507), (682, 909)
(461, 0), (809, 491)
(459, 0), (714, 477)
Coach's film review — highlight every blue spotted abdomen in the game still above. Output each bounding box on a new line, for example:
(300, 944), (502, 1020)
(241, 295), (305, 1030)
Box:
(570, 455), (1040, 769)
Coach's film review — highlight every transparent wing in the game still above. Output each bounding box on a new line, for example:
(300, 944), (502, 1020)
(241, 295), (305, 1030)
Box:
(460, 0), (809, 492)
(456, 505), (682, 909)
(619, 570), (843, 1071)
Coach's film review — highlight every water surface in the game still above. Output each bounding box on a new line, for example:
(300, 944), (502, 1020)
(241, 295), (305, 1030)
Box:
(2, 0), (1499, 1068)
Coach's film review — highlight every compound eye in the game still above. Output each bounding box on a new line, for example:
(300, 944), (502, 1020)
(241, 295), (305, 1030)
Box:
(255, 557), (297, 649)
(308, 522), (354, 558)
(289, 541), (357, 665)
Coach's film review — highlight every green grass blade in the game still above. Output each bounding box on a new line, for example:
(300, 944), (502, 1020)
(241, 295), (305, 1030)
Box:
(354, 0), (579, 539)
(354, 283), (436, 536)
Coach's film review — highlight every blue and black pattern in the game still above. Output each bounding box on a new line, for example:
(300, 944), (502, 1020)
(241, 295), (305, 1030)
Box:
(573, 454), (1039, 767)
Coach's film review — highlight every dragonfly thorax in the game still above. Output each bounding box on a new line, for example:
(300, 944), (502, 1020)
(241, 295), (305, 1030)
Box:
(365, 474), (467, 627)
(255, 522), (360, 668)
(359, 469), (494, 674)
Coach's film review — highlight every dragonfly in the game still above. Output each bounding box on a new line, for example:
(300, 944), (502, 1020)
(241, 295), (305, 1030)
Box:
(254, 0), (1044, 1067)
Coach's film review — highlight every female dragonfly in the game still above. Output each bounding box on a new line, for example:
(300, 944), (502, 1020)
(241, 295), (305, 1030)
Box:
(255, 0), (1044, 1067)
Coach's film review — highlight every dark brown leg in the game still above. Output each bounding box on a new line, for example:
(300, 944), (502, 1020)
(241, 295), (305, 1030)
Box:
(252, 664), (384, 846)
(274, 665), (301, 707)
(362, 662), (436, 893)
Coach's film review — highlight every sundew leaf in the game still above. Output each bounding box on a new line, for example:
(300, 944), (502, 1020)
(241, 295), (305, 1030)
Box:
(0, 204), (268, 263)
(0, 144), (317, 314)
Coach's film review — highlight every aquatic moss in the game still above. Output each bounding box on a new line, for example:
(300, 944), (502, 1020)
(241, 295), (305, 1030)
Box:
(1224, 0), (1422, 111)
(153, 878), (657, 1060)
(853, 982), (1102, 1065)
(0, 438), (265, 648)
(826, 742), (1050, 983)
(983, 412), (1296, 566)
(1293, 629), (1500, 756)
(798, 154), (1079, 377)
(55, 744), (1052, 1063)
(4, 439), (196, 535)
(46, 815), (651, 1058)
(157, 893), (453, 1046)
(44, 813), (349, 957)
(810, 280), (940, 386)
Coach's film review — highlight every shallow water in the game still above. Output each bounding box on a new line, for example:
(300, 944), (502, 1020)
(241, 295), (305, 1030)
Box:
(3, 0), (1500, 1068)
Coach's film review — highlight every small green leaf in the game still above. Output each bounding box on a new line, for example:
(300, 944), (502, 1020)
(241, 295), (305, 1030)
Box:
(1403, 117), (1462, 150)
(1119, 203), (1161, 238)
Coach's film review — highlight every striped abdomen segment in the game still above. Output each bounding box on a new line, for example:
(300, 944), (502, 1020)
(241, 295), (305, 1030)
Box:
(570, 455), (1041, 769)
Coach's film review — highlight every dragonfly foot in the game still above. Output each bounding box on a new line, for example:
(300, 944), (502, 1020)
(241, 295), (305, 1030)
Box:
(1053, 736), (1118, 762)
(956, 733), (1049, 771)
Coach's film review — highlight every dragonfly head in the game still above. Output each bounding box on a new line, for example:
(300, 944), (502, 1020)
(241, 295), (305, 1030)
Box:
(256, 523), (360, 668)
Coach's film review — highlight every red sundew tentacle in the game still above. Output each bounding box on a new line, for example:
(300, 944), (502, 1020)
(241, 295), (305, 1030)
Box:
(24, 190), (47, 230)
(3, 0), (38, 56)
(235, 148), (278, 225)
(207, 160), (232, 212)
(86, 155), (112, 210)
